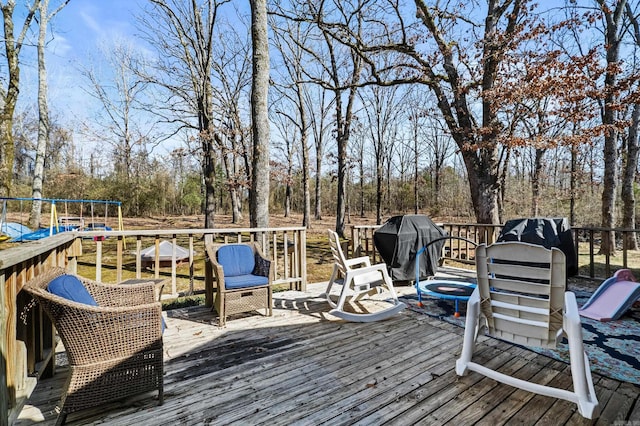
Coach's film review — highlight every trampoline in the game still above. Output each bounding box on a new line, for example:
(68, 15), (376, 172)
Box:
(414, 235), (478, 317)
(416, 280), (476, 317)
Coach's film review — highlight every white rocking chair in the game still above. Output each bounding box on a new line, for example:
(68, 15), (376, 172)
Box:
(456, 242), (598, 419)
(325, 229), (406, 322)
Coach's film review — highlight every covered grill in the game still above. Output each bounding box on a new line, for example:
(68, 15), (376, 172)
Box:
(497, 217), (577, 277)
(373, 215), (447, 282)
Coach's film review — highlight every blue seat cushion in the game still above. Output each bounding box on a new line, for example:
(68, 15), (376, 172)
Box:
(48, 274), (98, 306)
(225, 274), (269, 289)
(217, 245), (255, 276)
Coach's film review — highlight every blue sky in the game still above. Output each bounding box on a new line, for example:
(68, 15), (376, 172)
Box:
(38, 1), (142, 112)
(13, 0), (183, 163)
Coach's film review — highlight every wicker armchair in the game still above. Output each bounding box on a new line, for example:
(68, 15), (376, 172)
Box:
(22, 267), (164, 425)
(204, 235), (273, 326)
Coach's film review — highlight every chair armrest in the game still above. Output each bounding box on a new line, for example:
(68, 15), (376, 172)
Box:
(250, 242), (274, 283)
(205, 242), (227, 293)
(83, 278), (156, 306)
(563, 291), (582, 335)
(345, 263), (388, 277)
(344, 256), (372, 268)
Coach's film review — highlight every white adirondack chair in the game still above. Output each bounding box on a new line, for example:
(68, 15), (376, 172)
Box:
(325, 229), (406, 322)
(456, 242), (599, 419)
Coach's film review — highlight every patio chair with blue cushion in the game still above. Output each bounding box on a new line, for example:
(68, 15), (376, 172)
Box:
(204, 235), (273, 326)
(22, 267), (164, 425)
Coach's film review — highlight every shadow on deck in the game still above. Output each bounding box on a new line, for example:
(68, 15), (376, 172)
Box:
(15, 280), (640, 425)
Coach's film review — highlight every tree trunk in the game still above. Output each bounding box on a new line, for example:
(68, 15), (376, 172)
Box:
(313, 90), (327, 220)
(314, 148), (323, 220)
(249, 0), (270, 229)
(359, 141), (365, 217)
(284, 181), (291, 217)
(570, 144), (577, 226)
(335, 125), (348, 237)
(621, 103), (640, 250)
(413, 128), (419, 214)
(531, 148), (545, 217)
(598, 0), (625, 255)
(298, 83), (311, 228)
(461, 147), (500, 229)
(231, 189), (242, 223)
(30, 0), (50, 229)
(203, 137), (216, 229)
(1, 4), (19, 195)
(376, 160), (383, 225)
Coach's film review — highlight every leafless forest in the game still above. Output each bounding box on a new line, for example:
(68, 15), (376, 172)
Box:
(1, 0), (639, 239)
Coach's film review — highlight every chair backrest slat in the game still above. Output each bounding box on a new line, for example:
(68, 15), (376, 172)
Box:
(486, 263), (553, 281)
(328, 230), (348, 275)
(488, 277), (553, 295)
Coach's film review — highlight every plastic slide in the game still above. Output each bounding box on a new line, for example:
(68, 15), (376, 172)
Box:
(579, 269), (640, 321)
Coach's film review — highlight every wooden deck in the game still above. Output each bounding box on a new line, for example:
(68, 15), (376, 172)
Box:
(15, 283), (640, 426)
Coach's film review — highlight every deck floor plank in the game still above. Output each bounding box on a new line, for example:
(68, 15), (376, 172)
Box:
(274, 332), (462, 426)
(347, 345), (499, 426)
(382, 345), (532, 425)
(505, 361), (573, 425)
(201, 317), (438, 424)
(14, 283), (640, 426)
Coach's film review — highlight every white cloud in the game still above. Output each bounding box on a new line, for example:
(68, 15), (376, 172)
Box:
(47, 34), (72, 57)
(79, 8), (103, 36)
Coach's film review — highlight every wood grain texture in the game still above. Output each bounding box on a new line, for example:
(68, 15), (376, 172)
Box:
(14, 284), (640, 425)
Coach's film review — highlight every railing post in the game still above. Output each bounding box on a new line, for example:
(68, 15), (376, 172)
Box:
(188, 234), (194, 295)
(5, 271), (16, 412)
(116, 236), (123, 283)
(0, 272), (8, 426)
(623, 230), (628, 269)
(300, 228), (307, 292)
(589, 230), (595, 278)
(203, 234), (214, 308)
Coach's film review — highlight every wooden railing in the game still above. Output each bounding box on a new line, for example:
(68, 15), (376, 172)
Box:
(0, 233), (80, 425)
(572, 226), (640, 279)
(0, 226), (306, 425)
(351, 223), (500, 266)
(3, 220), (640, 424)
(351, 222), (640, 280)
(76, 227), (308, 298)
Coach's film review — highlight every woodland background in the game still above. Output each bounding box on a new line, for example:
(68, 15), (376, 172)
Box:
(2, 0), (640, 249)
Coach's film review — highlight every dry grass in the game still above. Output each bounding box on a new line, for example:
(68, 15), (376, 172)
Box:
(66, 213), (362, 301)
(5, 212), (638, 299)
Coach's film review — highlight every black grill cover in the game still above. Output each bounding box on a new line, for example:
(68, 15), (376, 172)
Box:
(373, 215), (447, 282)
(497, 217), (577, 277)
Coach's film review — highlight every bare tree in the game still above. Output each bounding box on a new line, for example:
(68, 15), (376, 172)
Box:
(620, 1), (640, 251)
(211, 14), (252, 223)
(78, 40), (164, 215)
(301, 0), (592, 228)
(273, 0), (363, 236)
(595, 0), (628, 255)
(249, 0), (270, 229)
(359, 84), (404, 224)
(271, 16), (312, 226)
(1, 0), (40, 195)
(305, 85), (332, 220)
(271, 106), (298, 217)
(404, 89), (434, 214)
(29, 0), (71, 228)
(137, 0), (226, 228)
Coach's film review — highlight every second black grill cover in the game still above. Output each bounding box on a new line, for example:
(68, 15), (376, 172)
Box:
(497, 217), (578, 277)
